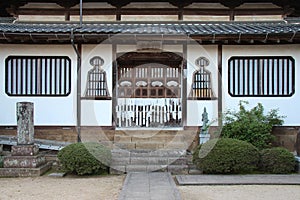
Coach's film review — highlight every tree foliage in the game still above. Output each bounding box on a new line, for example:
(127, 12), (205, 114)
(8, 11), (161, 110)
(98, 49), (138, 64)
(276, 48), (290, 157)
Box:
(222, 101), (284, 149)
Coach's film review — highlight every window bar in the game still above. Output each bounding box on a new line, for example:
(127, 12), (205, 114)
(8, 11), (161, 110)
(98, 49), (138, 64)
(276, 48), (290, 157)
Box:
(11, 59), (15, 95)
(270, 59), (275, 95)
(282, 58), (285, 95)
(44, 58), (48, 95)
(24, 59), (28, 95)
(242, 59), (246, 95)
(228, 60), (231, 96)
(277, 58), (280, 95)
(59, 58), (62, 95)
(238, 59), (242, 95)
(258, 59), (262, 95)
(246, 58), (250, 96)
(15, 58), (20, 95)
(63, 59), (66, 95)
(262, 59), (266, 95)
(252, 59), (256, 96)
(286, 59), (290, 95)
(28, 59), (32, 95)
(232, 59), (235, 95)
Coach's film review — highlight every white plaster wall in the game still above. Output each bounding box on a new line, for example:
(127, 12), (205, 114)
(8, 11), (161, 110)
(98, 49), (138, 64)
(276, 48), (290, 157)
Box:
(81, 44), (113, 126)
(0, 44), (77, 126)
(186, 45), (219, 126)
(223, 45), (300, 126)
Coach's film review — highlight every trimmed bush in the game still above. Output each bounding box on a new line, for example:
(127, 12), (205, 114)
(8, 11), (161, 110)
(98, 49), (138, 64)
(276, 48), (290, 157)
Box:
(193, 138), (260, 174)
(260, 147), (296, 174)
(222, 101), (284, 149)
(57, 142), (111, 175)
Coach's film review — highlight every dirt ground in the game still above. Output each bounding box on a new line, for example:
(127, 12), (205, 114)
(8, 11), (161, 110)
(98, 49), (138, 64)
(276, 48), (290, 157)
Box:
(0, 175), (300, 200)
(179, 185), (300, 200)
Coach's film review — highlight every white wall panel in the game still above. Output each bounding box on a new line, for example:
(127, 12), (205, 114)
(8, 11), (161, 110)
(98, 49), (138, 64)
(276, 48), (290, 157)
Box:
(81, 44), (113, 126)
(223, 45), (300, 125)
(0, 44), (77, 126)
(186, 45), (219, 126)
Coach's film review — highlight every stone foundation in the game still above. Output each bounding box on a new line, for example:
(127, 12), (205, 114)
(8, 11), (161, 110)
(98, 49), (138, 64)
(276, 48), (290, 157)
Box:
(0, 163), (51, 177)
(4, 155), (46, 168)
(11, 145), (39, 156)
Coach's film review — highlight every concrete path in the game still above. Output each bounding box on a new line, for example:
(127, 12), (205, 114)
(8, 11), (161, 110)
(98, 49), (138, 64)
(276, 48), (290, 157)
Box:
(176, 174), (300, 185)
(118, 172), (182, 200)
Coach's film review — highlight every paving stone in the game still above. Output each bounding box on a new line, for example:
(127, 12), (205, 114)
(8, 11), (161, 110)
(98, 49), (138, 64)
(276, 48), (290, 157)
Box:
(118, 173), (181, 200)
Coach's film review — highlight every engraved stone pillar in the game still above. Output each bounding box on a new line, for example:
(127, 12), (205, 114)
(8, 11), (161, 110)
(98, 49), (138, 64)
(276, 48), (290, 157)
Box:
(17, 102), (34, 145)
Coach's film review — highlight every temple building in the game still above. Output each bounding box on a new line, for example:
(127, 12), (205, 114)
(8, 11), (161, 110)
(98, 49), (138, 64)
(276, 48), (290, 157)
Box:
(0, 0), (300, 158)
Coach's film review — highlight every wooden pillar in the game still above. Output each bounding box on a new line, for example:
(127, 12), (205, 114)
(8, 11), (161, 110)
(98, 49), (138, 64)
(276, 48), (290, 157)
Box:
(217, 44), (223, 128)
(229, 9), (235, 21)
(76, 44), (82, 142)
(65, 8), (70, 21)
(182, 43), (187, 127)
(178, 7), (183, 21)
(112, 43), (117, 127)
(116, 7), (121, 21)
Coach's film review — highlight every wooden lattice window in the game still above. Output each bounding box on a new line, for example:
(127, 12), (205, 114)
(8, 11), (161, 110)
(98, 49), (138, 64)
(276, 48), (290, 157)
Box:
(118, 64), (181, 98)
(84, 56), (111, 100)
(5, 56), (71, 96)
(189, 57), (215, 100)
(228, 56), (295, 97)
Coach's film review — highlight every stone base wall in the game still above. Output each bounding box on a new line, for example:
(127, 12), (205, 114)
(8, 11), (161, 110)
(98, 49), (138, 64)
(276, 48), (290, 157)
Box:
(0, 126), (77, 143)
(1, 126), (299, 154)
(272, 126), (300, 153)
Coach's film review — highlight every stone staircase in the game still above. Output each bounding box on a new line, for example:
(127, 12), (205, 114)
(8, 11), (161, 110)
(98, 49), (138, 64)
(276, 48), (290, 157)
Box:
(111, 130), (197, 174)
(80, 129), (198, 174)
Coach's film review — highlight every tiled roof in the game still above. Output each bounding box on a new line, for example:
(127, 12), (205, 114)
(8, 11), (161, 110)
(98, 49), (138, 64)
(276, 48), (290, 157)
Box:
(0, 20), (300, 43)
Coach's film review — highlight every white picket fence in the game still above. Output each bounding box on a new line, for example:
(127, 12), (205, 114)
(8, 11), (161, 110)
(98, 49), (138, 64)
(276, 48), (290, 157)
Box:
(116, 98), (182, 128)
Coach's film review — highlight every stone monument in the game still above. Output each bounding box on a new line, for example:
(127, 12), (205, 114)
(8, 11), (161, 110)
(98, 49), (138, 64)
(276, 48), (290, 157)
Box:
(0, 102), (50, 177)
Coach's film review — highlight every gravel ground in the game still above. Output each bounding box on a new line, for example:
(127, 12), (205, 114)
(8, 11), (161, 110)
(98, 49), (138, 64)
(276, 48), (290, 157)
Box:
(0, 175), (300, 200)
(0, 175), (125, 200)
(178, 185), (300, 200)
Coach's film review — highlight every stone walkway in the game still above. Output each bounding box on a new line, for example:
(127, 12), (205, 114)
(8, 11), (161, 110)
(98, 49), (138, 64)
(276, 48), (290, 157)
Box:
(176, 174), (300, 185)
(118, 172), (182, 200)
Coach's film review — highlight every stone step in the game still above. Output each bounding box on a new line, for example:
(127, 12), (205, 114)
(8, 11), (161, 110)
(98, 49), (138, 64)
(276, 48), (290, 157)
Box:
(111, 149), (186, 157)
(114, 141), (190, 150)
(114, 134), (186, 143)
(111, 156), (187, 166)
(110, 164), (189, 174)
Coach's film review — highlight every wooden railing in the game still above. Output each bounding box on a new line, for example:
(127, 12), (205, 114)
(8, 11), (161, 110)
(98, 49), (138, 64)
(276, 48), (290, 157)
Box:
(116, 98), (182, 128)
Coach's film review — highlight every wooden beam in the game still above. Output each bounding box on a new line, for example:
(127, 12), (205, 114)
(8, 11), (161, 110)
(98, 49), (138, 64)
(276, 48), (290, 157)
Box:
(12, 7), (287, 16)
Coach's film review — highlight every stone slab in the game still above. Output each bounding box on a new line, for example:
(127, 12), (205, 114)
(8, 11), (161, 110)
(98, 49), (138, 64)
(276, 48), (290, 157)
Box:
(0, 162), (51, 177)
(17, 102), (34, 145)
(118, 172), (182, 200)
(175, 175), (300, 185)
(4, 155), (46, 168)
(48, 172), (67, 177)
(11, 145), (39, 156)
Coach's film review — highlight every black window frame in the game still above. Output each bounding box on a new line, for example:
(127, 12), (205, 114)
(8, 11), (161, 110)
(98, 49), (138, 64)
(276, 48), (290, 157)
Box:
(228, 56), (295, 97)
(5, 56), (71, 97)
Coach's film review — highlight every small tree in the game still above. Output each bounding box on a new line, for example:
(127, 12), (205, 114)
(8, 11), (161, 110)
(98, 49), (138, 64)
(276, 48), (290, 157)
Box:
(222, 101), (284, 149)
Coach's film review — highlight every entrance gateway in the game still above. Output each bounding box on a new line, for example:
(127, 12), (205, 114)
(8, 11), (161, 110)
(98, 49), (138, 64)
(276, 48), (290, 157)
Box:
(115, 52), (183, 128)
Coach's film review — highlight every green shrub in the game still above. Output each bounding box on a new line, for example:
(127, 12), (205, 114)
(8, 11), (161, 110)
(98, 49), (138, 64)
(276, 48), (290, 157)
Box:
(193, 138), (260, 174)
(0, 156), (3, 168)
(222, 101), (284, 149)
(57, 142), (111, 175)
(260, 147), (296, 174)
